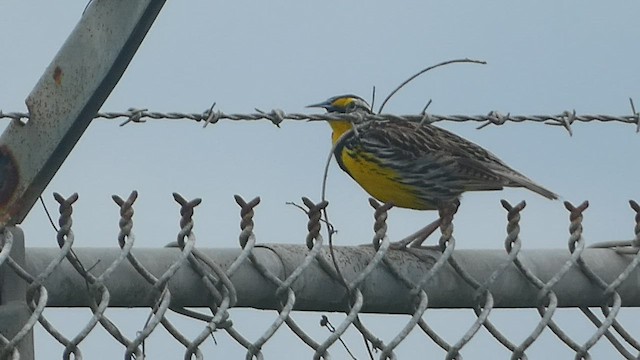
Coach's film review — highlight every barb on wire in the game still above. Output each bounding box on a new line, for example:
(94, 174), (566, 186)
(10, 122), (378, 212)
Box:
(629, 98), (640, 133)
(254, 108), (285, 127)
(477, 111), (510, 130)
(545, 110), (576, 136)
(369, 86), (376, 115)
(418, 99), (434, 126)
(118, 108), (148, 126)
(202, 102), (219, 128)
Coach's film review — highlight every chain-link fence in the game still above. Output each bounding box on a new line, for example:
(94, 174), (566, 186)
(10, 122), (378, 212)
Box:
(1, 191), (639, 359)
(2, 2), (640, 359)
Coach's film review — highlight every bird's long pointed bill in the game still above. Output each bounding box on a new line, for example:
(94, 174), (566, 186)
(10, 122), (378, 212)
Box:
(306, 101), (331, 109)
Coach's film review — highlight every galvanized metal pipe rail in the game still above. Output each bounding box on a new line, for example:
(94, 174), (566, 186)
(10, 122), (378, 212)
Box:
(22, 245), (639, 311)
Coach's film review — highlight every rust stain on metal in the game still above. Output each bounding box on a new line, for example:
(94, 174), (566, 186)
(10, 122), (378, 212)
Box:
(0, 145), (19, 208)
(53, 66), (63, 86)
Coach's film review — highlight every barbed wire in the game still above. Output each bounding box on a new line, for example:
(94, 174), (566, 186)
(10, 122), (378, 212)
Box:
(2, 98), (640, 135)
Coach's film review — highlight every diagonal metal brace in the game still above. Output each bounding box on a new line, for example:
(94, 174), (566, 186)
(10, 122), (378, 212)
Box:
(0, 0), (167, 225)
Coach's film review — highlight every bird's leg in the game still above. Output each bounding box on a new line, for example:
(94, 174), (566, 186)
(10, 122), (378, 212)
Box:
(388, 218), (441, 249)
(394, 199), (460, 250)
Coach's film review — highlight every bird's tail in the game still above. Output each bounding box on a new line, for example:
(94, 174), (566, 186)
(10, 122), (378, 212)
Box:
(520, 181), (559, 200)
(498, 170), (559, 200)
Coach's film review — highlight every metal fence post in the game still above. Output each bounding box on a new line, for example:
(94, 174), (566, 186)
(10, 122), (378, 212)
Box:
(0, 0), (167, 225)
(0, 227), (33, 360)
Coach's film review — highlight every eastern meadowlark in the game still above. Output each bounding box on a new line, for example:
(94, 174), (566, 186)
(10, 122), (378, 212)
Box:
(308, 94), (558, 247)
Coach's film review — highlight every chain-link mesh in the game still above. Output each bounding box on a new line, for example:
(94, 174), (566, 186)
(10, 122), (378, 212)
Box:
(1, 193), (640, 359)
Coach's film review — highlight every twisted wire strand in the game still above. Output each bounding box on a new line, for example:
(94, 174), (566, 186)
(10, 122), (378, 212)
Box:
(53, 193), (139, 360)
(581, 201), (640, 357)
(367, 199), (432, 359)
(256, 198), (326, 354)
(111, 193), (200, 358)
(436, 205), (497, 360)
(183, 246), (237, 356)
(3, 107), (640, 134)
(562, 201), (606, 360)
(348, 202), (395, 357)
(407, 208), (461, 358)
(314, 200), (394, 359)
(301, 197), (371, 359)
(344, 202), (396, 355)
(500, 200), (557, 360)
(562, 201), (631, 359)
(110, 191), (170, 360)
(598, 201), (640, 352)
(234, 195), (295, 360)
(11, 194), (84, 359)
(0, 229), (46, 360)
(460, 202), (531, 356)
(387, 209), (460, 357)
(466, 201), (524, 357)
(521, 200), (587, 355)
(132, 193), (207, 359)
(170, 193), (211, 360)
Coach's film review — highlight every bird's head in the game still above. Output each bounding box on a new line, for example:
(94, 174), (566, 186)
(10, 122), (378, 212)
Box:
(306, 94), (372, 114)
(307, 94), (372, 141)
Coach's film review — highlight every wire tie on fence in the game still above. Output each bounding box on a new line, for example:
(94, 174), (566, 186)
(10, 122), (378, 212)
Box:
(119, 108), (148, 126)
(255, 108), (284, 128)
(477, 110), (509, 130)
(628, 98), (640, 133)
(202, 102), (220, 128)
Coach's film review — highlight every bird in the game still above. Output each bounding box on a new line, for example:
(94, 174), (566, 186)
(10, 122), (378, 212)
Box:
(307, 94), (558, 247)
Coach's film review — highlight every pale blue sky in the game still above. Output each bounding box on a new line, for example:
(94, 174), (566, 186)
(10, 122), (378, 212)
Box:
(2, 1), (640, 358)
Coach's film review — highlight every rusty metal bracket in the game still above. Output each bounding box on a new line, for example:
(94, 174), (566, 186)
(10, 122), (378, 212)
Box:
(0, 0), (166, 224)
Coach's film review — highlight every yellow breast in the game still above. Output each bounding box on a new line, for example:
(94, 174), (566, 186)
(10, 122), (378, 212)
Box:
(329, 120), (353, 144)
(329, 121), (431, 210)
